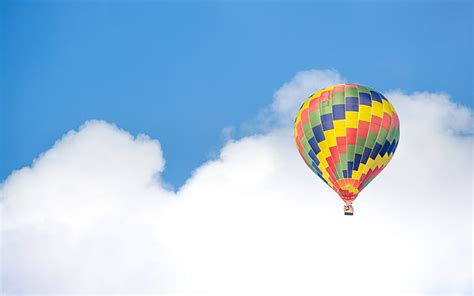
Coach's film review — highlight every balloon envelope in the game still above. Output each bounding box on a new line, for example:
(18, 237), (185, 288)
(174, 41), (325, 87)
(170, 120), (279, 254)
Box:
(294, 84), (400, 203)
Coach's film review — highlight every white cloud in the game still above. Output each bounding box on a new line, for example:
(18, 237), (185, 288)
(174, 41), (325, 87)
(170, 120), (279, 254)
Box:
(242, 69), (345, 134)
(1, 70), (472, 295)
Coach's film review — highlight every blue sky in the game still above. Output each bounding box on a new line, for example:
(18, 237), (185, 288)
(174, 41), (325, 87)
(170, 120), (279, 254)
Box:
(1, 0), (472, 187)
(1, 2), (473, 293)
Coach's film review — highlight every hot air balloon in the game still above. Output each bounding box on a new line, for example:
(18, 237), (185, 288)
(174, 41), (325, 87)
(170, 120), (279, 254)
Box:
(294, 84), (400, 215)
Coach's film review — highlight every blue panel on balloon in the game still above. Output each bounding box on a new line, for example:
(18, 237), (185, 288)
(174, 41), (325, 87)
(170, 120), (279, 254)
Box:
(359, 93), (372, 106)
(370, 143), (382, 160)
(361, 147), (371, 164)
(345, 97), (359, 111)
(353, 154), (362, 170)
(321, 114), (334, 130)
(308, 137), (321, 155)
(332, 104), (345, 120)
(379, 140), (391, 157)
(312, 125), (325, 142)
(370, 91), (383, 103)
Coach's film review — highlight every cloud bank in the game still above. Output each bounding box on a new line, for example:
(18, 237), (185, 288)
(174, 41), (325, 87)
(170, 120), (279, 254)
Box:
(1, 70), (472, 295)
